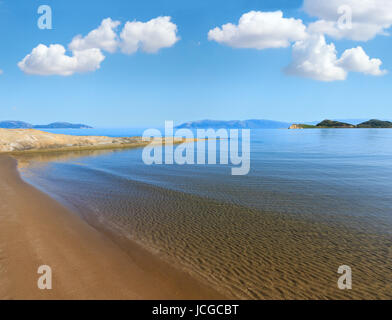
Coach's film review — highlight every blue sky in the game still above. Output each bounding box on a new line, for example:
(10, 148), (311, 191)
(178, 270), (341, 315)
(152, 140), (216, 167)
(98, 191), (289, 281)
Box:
(0, 0), (391, 127)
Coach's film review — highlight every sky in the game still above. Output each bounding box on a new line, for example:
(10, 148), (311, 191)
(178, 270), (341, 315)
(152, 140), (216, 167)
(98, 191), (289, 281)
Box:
(0, 0), (391, 127)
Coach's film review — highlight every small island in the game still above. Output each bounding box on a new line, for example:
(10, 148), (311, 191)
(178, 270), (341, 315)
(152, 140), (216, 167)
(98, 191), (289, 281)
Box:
(356, 119), (392, 128)
(289, 119), (392, 129)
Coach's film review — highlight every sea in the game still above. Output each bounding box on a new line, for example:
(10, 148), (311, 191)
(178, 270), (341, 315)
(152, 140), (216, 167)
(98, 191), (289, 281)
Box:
(17, 128), (392, 299)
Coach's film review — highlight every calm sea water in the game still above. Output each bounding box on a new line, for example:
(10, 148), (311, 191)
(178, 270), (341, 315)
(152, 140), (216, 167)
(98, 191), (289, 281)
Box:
(18, 129), (392, 299)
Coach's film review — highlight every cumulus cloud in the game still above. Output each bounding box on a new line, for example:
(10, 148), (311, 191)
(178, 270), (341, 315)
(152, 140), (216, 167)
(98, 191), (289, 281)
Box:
(19, 16), (179, 76)
(19, 18), (115, 76)
(208, 11), (307, 50)
(285, 35), (346, 81)
(69, 18), (121, 53)
(120, 16), (179, 54)
(337, 46), (387, 76)
(304, 0), (392, 41)
(18, 44), (105, 76)
(285, 35), (386, 81)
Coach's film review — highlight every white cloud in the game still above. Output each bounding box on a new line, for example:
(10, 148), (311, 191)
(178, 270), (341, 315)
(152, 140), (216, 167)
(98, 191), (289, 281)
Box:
(208, 11), (307, 50)
(19, 16), (179, 76)
(18, 44), (105, 76)
(285, 35), (386, 81)
(304, 0), (392, 41)
(337, 46), (387, 76)
(0, 69), (3, 75)
(285, 35), (346, 81)
(120, 16), (179, 54)
(69, 18), (121, 53)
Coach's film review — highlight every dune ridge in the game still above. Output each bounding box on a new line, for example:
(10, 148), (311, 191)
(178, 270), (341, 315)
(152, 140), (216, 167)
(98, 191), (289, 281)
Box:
(0, 128), (191, 154)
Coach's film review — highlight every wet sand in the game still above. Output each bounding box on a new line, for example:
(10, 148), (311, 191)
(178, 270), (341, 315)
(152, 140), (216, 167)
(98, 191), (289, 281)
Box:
(0, 155), (224, 300)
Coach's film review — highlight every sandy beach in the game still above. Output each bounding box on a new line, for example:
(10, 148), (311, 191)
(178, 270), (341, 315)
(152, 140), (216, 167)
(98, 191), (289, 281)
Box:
(0, 155), (224, 300)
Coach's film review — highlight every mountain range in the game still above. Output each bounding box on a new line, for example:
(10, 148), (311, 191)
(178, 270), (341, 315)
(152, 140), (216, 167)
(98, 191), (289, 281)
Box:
(176, 119), (392, 129)
(0, 121), (92, 129)
(176, 119), (291, 129)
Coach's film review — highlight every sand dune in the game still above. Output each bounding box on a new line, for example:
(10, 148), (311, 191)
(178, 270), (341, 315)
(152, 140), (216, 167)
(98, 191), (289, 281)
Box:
(0, 128), (191, 153)
(0, 128), (145, 153)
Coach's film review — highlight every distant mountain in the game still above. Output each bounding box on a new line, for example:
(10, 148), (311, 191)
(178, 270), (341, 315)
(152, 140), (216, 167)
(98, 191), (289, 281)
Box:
(356, 119), (392, 128)
(176, 119), (291, 129)
(0, 121), (33, 129)
(33, 122), (92, 129)
(0, 121), (92, 129)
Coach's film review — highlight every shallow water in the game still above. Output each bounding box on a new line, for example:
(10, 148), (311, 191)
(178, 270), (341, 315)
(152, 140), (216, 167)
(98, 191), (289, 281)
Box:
(18, 129), (392, 299)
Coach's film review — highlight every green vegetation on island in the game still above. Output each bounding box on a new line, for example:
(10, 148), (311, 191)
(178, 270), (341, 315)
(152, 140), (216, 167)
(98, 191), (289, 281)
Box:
(316, 120), (355, 128)
(289, 119), (392, 129)
(356, 119), (392, 128)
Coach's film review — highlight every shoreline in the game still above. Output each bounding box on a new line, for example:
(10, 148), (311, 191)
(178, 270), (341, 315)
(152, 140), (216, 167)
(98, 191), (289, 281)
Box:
(0, 155), (225, 300)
